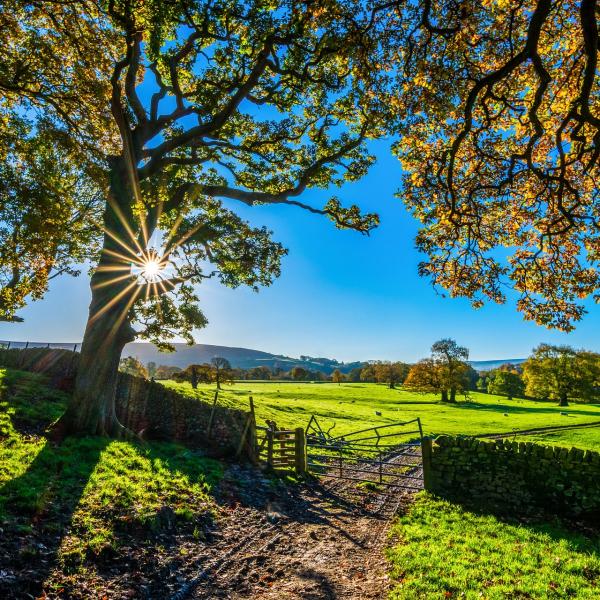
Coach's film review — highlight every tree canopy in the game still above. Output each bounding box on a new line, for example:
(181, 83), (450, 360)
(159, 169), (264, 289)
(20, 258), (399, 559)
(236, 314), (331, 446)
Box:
(404, 339), (471, 402)
(523, 344), (600, 406)
(397, 0), (600, 331)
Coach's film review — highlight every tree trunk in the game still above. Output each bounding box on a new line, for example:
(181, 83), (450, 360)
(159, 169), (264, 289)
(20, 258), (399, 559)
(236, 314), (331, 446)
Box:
(441, 390), (449, 402)
(54, 156), (139, 438)
(449, 388), (457, 403)
(558, 393), (569, 407)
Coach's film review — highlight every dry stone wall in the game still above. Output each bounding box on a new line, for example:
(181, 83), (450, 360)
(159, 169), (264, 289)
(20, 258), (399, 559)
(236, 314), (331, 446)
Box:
(0, 347), (252, 457)
(424, 435), (600, 517)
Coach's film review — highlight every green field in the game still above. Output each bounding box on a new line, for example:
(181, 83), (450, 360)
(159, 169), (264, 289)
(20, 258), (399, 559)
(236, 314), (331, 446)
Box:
(163, 381), (600, 450)
(387, 494), (600, 599)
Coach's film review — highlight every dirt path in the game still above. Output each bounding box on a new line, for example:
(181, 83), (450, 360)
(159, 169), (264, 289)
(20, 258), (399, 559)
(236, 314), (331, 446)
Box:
(167, 462), (419, 600)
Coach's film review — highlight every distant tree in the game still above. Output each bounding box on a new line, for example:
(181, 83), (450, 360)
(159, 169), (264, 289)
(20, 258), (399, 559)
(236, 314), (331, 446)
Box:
(347, 367), (363, 383)
(498, 362), (523, 375)
(331, 369), (344, 385)
(404, 339), (470, 402)
(476, 376), (489, 393)
(309, 370), (327, 382)
(487, 371), (525, 401)
(431, 339), (470, 402)
(523, 345), (600, 406)
(360, 364), (377, 383)
(211, 357), (233, 390)
(247, 366), (272, 380)
(146, 361), (157, 379)
(403, 359), (442, 397)
(373, 361), (409, 389)
(175, 364), (213, 389)
(119, 356), (148, 379)
(290, 366), (308, 381)
(464, 365), (480, 391)
(154, 365), (182, 380)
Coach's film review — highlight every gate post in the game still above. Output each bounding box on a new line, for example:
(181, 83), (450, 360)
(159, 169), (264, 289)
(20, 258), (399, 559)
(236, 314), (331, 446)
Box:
(266, 427), (274, 467)
(294, 427), (307, 474)
(422, 437), (433, 491)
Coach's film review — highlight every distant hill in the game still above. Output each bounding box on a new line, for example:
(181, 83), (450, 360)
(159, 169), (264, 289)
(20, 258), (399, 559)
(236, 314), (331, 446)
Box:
(122, 342), (525, 375)
(122, 342), (366, 374)
(469, 358), (526, 371)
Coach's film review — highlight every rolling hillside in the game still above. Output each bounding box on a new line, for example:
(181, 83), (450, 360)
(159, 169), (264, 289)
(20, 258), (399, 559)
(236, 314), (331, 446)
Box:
(122, 342), (524, 374)
(122, 342), (366, 373)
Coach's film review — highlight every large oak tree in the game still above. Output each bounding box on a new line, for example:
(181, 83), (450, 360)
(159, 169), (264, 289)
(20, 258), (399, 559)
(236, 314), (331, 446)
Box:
(2, 0), (599, 436)
(0, 0), (398, 435)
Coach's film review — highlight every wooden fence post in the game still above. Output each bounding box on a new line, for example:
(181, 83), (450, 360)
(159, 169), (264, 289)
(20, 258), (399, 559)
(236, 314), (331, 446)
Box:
(247, 397), (258, 463)
(206, 389), (219, 439)
(294, 427), (307, 474)
(235, 412), (253, 459)
(266, 427), (274, 468)
(422, 437), (433, 491)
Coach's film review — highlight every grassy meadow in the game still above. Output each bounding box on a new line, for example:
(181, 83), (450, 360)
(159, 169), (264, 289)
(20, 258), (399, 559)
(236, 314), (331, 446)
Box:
(163, 380), (600, 450)
(387, 494), (600, 599)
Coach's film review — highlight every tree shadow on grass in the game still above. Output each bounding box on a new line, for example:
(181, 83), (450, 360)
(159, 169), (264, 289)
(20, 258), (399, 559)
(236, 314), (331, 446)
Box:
(448, 400), (600, 418)
(0, 436), (108, 599)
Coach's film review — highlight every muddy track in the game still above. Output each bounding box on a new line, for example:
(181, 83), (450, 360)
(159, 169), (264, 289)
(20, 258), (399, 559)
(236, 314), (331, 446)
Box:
(167, 451), (422, 600)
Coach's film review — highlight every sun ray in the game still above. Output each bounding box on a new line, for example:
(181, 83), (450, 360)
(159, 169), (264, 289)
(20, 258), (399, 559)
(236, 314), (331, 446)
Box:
(88, 279), (139, 324)
(91, 272), (135, 290)
(105, 196), (145, 256)
(95, 264), (134, 273)
(104, 284), (143, 345)
(102, 227), (143, 262)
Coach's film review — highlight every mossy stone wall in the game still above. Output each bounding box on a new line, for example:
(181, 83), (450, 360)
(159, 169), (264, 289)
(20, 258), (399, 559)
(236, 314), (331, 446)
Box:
(0, 347), (253, 457)
(426, 435), (600, 517)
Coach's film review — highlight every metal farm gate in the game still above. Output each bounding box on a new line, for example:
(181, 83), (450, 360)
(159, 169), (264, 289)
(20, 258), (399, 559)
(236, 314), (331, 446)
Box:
(304, 416), (425, 491)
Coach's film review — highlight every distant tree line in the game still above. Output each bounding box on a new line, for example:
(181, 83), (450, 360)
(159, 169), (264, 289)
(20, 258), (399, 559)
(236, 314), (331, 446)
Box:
(119, 340), (600, 407)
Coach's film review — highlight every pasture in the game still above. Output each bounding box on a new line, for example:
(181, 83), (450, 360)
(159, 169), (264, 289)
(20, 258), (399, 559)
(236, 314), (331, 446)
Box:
(163, 381), (600, 450)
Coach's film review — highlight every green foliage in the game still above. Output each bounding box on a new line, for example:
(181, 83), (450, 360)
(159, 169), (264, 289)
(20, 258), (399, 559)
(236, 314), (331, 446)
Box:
(0, 116), (102, 321)
(0, 0), (397, 345)
(387, 495), (600, 599)
(118, 355), (149, 378)
(487, 370), (525, 400)
(523, 345), (600, 405)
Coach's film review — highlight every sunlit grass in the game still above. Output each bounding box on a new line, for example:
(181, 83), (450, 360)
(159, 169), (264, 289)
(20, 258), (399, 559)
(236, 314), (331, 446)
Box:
(163, 380), (600, 450)
(387, 494), (600, 599)
(0, 368), (221, 576)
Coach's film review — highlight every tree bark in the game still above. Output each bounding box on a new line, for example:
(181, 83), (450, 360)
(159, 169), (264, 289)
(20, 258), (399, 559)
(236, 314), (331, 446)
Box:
(558, 393), (569, 407)
(55, 156), (138, 437)
(449, 388), (457, 403)
(441, 389), (449, 402)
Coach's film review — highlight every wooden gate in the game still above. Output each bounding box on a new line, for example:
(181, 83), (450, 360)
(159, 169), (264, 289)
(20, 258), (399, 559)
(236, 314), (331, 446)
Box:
(256, 423), (307, 473)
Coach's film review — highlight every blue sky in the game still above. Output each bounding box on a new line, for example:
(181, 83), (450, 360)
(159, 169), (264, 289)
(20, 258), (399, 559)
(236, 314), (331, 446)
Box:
(1, 139), (598, 362)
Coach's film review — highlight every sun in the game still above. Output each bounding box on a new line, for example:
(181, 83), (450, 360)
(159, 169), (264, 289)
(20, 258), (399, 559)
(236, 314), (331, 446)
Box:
(142, 258), (162, 279)
(133, 249), (167, 283)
